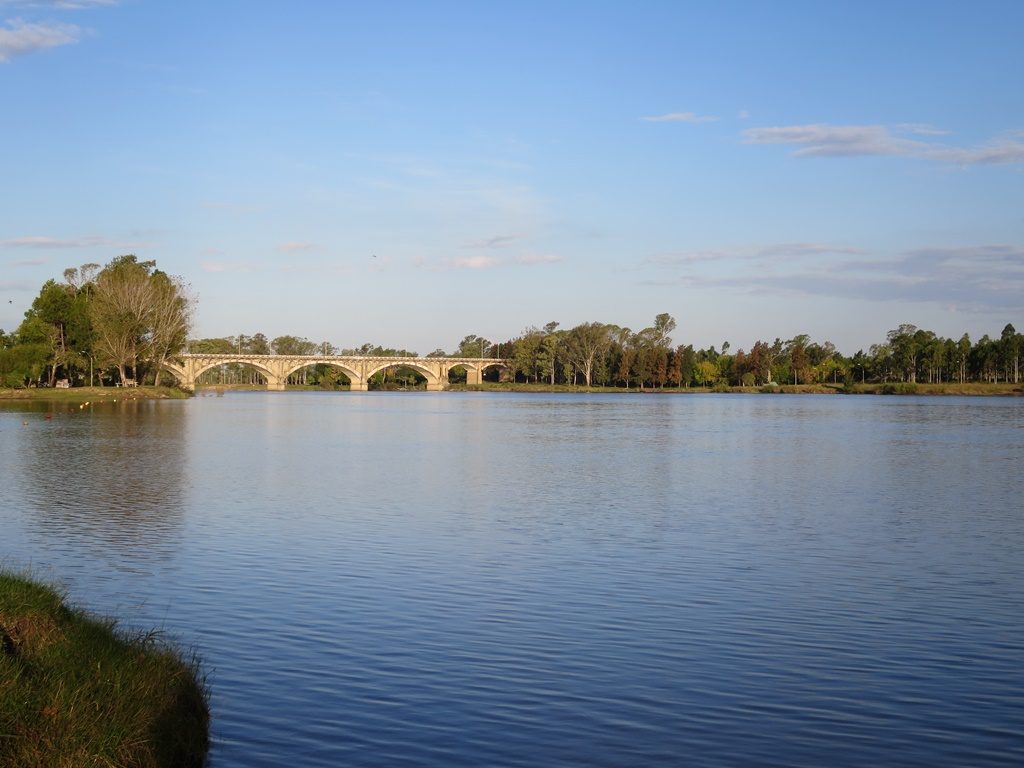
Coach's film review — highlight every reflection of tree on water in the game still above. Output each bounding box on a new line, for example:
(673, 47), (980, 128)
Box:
(11, 401), (188, 573)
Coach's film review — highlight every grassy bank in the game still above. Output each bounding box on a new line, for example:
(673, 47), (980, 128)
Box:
(456, 381), (1022, 396)
(0, 386), (190, 402)
(0, 571), (208, 768)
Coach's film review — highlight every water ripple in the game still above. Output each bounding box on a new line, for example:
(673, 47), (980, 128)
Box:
(1, 394), (1023, 766)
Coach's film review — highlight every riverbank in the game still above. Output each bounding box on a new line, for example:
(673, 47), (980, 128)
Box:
(8, 382), (1012, 400)
(0, 386), (190, 402)
(459, 381), (1023, 396)
(0, 570), (209, 768)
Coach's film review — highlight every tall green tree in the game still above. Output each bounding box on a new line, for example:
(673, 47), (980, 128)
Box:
(1000, 323), (1020, 383)
(564, 322), (611, 387)
(91, 256), (156, 384)
(887, 324), (920, 383)
(149, 272), (192, 386)
(22, 280), (91, 386)
(89, 255), (191, 385)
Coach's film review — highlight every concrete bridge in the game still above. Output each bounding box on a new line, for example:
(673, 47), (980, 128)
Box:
(162, 353), (509, 392)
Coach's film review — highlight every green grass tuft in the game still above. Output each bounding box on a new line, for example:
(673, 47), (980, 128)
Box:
(0, 570), (209, 768)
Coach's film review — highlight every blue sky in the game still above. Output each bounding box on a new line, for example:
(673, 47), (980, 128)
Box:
(2, 1), (1022, 354)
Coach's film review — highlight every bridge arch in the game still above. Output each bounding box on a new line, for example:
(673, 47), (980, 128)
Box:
(191, 359), (276, 383)
(282, 360), (360, 386)
(479, 361), (509, 381)
(447, 359), (509, 384)
(160, 360), (187, 385)
(364, 361), (441, 390)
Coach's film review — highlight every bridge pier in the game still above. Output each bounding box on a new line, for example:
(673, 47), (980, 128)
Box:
(349, 382), (368, 391)
(465, 366), (482, 386)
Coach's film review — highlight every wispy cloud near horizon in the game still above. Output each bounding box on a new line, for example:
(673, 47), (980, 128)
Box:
(277, 241), (316, 254)
(0, 1), (116, 9)
(0, 18), (80, 62)
(462, 234), (522, 249)
(742, 124), (921, 157)
(641, 111), (718, 124)
(430, 251), (563, 271)
(646, 241), (865, 267)
(0, 234), (148, 249)
(643, 241), (1024, 314)
(743, 122), (1024, 165)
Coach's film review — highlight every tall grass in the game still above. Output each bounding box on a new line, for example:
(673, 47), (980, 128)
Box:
(0, 571), (209, 768)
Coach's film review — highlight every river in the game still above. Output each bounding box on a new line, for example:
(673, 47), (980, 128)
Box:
(1, 392), (1022, 766)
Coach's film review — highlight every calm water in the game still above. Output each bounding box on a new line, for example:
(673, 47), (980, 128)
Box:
(1, 392), (1022, 766)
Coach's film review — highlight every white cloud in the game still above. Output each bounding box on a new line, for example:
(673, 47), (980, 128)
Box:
(0, 1), (116, 8)
(895, 123), (950, 136)
(1, 234), (102, 246)
(641, 111), (719, 124)
(514, 253), (562, 265)
(925, 138), (1024, 166)
(0, 18), (80, 62)
(644, 241), (1024, 314)
(277, 241), (316, 254)
(0, 234), (147, 248)
(743, 122), (1024, 165)
(431, 250), (562, 271)
(446, 255), (500, 270)
(742, 124), (921, 157)
(756, 242), (865, 258)
(463, 234), (522, 249)
(647, 242), (863, 267)
(645, 249), (731, 267)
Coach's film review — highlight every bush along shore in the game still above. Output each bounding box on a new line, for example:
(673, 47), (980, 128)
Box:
(0, 571), (209, 768)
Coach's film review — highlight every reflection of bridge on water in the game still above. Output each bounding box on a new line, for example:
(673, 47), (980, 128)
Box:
(162, 353), (509, 391)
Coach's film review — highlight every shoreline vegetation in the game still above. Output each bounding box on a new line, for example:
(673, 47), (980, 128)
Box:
(0, 385), (189, 402)
(2, 381), (1021, 402)
(456, 381), (1024, 396)
(0, 570), (209, 768)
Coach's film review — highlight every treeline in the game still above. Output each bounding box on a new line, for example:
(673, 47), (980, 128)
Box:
(491, 316), (1022, 388)
(188, 315), (1022, 390)
(0, 257), (191, 388)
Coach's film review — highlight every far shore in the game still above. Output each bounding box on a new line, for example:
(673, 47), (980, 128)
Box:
(2, 381), (1020, 402)
(0, 385), (190, 402)
(458, 381), (1023, 396)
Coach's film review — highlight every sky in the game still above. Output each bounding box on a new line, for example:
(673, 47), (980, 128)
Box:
(1, 1), (1022, 355)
